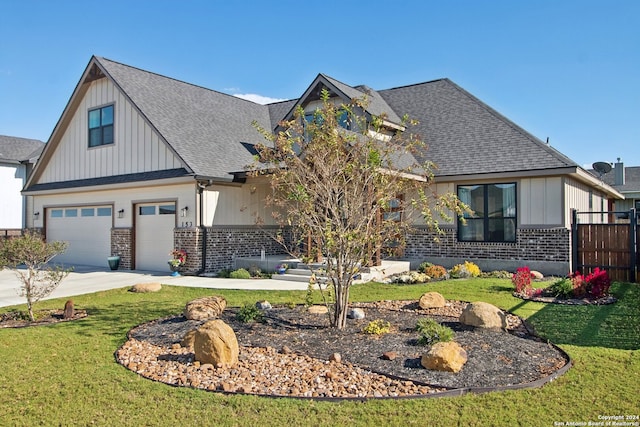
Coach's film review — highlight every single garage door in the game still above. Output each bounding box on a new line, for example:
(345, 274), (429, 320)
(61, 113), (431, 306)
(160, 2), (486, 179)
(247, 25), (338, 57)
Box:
(135, 202), (176, 271)
(46, 206), (112, 267)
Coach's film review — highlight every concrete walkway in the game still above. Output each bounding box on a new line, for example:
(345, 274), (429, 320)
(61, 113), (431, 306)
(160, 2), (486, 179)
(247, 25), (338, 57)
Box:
(0, 265), (309, 308)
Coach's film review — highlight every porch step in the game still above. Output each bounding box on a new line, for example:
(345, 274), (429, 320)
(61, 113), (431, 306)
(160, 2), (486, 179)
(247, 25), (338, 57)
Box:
(272, 268), (326, 283)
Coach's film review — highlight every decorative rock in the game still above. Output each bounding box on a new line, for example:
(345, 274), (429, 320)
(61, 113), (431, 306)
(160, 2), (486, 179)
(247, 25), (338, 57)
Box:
(255, 300), (272, 310)
(347, 307), (365, 319)
(184, 296), (227, 320)
(63, 299), (74, 319)
(281, 345), (293, 354)
(459, 302), (507, 329)
(329, 353), (342, 363)
(418, 292), (446, 309)
(382, 351), (398, 361)
(193, 319), (239, 368)
(308, 305), (328, 315)
(130, 282), (162, 293)
(181, 330), (196, 349)
(421, 341), (468, 373)
(531, 270), (544, 280)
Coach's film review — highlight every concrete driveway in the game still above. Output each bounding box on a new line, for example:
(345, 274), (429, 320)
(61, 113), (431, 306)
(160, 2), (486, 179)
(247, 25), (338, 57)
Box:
(0, 265), (308, 308)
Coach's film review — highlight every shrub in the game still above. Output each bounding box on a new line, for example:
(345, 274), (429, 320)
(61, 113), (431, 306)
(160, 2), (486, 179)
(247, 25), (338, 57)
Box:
(229, 268), (252, 279)
(570, 268), (611, 299)
(236, 304), (264, 323)
(547, 278), (574, 299)
(363, 319), (391, 335)
(415, 318), (454, 345)
(481, 270), (512, 279)
(418, 262), (433, 273)
(450, 261), (481, 278)
(423, 264), (448, 279)
(584, 268), (612, 299)
(512, 266), (534, 295)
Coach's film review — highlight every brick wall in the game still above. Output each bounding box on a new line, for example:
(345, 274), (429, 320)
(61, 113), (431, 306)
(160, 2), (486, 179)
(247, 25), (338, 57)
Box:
(172, 226), (290, 274)
(111, 228), (133, 270)
(405, 226), (570, 268)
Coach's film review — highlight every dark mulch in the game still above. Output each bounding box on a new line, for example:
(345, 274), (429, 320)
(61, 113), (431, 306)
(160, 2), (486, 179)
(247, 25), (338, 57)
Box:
(0, 309), (88, 328)
(129, 301), (569, 389)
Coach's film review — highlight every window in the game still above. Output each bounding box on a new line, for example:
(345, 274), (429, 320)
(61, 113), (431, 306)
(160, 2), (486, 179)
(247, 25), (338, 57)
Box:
(88, 105), (114, 147)
(458, 183), (516, 242)
(139, 206), (156, 215)
(97, 207), (112, 216)
(159, 205), (176, 215)
(65, 209), (78, 217)
(51, 209), (63, 218)
(81, 208), (95, 217)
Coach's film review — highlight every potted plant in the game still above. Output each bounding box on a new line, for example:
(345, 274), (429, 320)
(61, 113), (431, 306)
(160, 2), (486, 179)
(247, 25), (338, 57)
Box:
(107, 255), (120, 271)
(168, 249), (187, 276)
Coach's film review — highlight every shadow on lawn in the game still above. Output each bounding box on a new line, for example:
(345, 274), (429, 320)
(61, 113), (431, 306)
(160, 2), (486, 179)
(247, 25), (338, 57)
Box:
(522, 282), (640, 350)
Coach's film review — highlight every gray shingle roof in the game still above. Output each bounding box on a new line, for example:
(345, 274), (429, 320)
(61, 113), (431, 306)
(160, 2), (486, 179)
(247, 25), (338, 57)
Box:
(598, 166), (640, 192)
(0, 135), (45, 163)
(378, 79), (577, 177)
(97, 57), (272, 179)
(320, 74), (403, 125)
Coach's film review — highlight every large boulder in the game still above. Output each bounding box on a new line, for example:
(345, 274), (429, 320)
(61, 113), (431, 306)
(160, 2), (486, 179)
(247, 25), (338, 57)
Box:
(459, 302), (507, 329)
(193, 319), (239, 368)
(419, 292), (446, 309)
(347, 307), (365, 319)
(130, 282), (162, 293)
(184, 296), (227, 320)
(421, 341), (468, 373)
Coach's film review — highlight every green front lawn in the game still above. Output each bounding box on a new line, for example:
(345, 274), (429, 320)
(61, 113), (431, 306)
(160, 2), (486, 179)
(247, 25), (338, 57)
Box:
(0, 279), (638, 426)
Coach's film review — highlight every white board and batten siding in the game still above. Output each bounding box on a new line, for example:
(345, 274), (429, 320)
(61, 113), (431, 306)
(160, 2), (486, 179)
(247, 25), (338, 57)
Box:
(564, 177), (608, 225)
(519, 177), (563, 227)
(39, 78), (183, 184)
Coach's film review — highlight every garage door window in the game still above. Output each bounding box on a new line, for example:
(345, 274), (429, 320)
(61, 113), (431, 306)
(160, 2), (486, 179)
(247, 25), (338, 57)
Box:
(65, 209), (78, 217)
(97, 207), (112, 216)
(139, 206), (156, 215)
(51, 209), (63, 218)
(81, 208), (95, 217)
(159, 205), (176, 215)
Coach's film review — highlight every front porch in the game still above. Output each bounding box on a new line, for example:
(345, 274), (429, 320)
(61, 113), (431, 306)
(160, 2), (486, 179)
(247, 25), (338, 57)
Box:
(232, 254), (410, 283)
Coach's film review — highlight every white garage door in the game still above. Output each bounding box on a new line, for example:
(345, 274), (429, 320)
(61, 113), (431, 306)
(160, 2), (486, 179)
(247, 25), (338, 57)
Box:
(46, 206), (112, 268)
(135, 202), (176, 271)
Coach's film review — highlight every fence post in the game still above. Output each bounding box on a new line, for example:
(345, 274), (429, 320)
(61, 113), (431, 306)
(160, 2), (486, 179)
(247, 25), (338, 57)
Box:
(630, 208), (637, 283)
(571, 209), (578, 274)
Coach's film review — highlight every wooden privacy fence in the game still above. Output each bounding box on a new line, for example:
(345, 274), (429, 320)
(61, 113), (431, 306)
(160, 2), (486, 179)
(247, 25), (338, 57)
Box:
(572, 209), (638, 283)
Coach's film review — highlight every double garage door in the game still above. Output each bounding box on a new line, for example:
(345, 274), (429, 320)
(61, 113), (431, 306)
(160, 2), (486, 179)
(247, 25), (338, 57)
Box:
(46, 202), (175, 271)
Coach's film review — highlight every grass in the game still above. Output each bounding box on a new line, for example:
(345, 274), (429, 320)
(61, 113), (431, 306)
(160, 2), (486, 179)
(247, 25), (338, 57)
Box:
(0, 279), (638, 426)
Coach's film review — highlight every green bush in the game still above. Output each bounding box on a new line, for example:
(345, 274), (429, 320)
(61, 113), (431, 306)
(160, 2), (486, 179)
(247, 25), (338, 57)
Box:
(415, 318), (454, 345)
(547, 277), (575, 299)
(418, 261), (433, 273)
(229, 268), (252, 279)
(236, 304), (264, 323)
(362, 319), (391, 335)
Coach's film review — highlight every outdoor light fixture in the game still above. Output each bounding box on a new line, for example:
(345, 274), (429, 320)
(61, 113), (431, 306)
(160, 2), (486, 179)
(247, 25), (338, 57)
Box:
(33, 211), (40, 220)
(118, 209), (125, 219)
(181, 206), (189, 217)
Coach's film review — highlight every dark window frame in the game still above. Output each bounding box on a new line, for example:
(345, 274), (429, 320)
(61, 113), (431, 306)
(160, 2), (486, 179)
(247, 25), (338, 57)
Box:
(88, 104), (114, 147)
(457, 183), (517, 243)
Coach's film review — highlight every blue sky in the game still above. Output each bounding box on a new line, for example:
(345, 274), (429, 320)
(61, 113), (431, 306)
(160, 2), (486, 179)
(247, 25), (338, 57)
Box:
(1, 0), (638, 168)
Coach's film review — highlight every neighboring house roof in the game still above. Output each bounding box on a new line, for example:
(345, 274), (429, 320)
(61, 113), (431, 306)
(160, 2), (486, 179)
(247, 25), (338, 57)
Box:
(598, 166), (640, 193)
(0, 135), (45, 164)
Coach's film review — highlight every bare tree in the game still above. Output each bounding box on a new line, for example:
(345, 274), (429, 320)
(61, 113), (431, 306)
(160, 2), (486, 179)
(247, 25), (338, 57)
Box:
(0, 232), (71, 321)
(252, 90), (468, 329)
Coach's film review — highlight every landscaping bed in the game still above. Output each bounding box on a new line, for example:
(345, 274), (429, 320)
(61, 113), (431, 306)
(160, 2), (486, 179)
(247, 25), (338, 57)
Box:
(119, 300), (570, 399)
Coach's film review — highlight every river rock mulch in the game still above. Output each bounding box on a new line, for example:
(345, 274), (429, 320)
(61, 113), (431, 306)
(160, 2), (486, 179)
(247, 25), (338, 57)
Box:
(117, 300), (570, 399)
